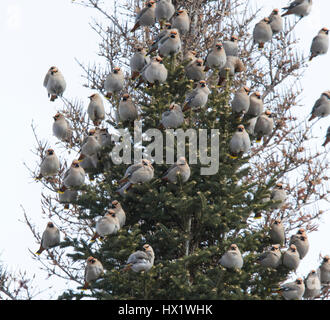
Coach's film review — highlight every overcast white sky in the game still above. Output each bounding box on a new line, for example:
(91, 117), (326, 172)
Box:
(0, 0), (329, 299)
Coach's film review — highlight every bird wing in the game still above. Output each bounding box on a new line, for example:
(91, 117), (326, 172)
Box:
(311, 97), (322, 113)
(43, 71), (50, 87)
(136, 7), (148, 21)
(122, 163), (143, 180)
(283, 0), (304, 10)
(127, 250), (150, 264)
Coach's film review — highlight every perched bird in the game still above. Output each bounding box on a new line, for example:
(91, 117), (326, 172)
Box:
(79, 129), (101, 161)
(322, 126), (330, 147)
(183, 50), (197, 65)
(52, 113), (72, 142)
(231, 86), (250, 114)
(282, 244), (300, 270)
(59, 160), (85, 193)
(223, 35), (239, 57)
(37, 149), (60, 180)
(155, 0), (175, 23)
(43, 66), (66, 102)
(204, 42), (227, 71)
(303, 270), (321, 299)
(270, 219), (285, 246)
(254, 110), (274, 142)
(123, 244), (155, 272)
(246, 92), (263, 117)
(309, 28), (329, 61)
(35, 222), (60, 255)
(229, 125), (251, 159)
(278, 278), (305, 300)
(104, 67), (124, 98)
(257, 244), (282, 269)
(183, 80), (210, 112)
(147, 23), (174, 56)
(185, 58), (205, 81)
(281, 0), (313, 19)
(87, 93), (105, 126)
(130, 46), (150, 80)
(246, 116), (258, 136)
(58, 189), (78, 209)
(219, 244), (243, 269)
(172, 9), (190, 35)
(308, 91), (330, 121)
(317, 255), (330, 286)
(253, 17), (273, 49)
(157, 29), (182, 57)
(139, 56), (168, 86)
(289, 229), (309, 259)
(95, 127), (113, 148)
(160, 103), (184, 129)
(118, 93), (138, 122)
(162, 156), (191, 183)
(91, 209), (120, 241)
(270, 183), (287, 209)
(83, 256), (104, 290)
(111, 200), (126, 228)
(131, 0), (156, 32)
(117, 159), (154, 194)
(269, 9), (283, 34)
(218, 56), (245, 85)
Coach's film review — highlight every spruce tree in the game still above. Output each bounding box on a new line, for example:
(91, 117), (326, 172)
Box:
(25, 0), (330, 300)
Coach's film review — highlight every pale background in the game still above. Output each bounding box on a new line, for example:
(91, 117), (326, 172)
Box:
(0, 0), (329, 299)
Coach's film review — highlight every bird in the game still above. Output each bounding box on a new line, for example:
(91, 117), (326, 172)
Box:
(37, 149), (60, 180)
(282, 244), (300, 271)
(204, 42), (227, 71)
(138, 56), (168, 87)
(35, 222), (60, 255)
(289, 229), (309, 259)
(130, 46), (150, 80)
(79, 129), (101, 162)
(303, 270), (321, 299)
(117, 159), (154, 194)
(172, 9), (190, 35)
(223, 35), (239, 57)
(155, 0), (175, 24)
(52, 113), (72, 142)
(183, 50), (197, 65)
(160, 103), (184, 129)
(322, 126), (330, 147)
(257, 244), (282, 268)
(118, 93), (138, 122)
(95, 128), (113, 148)
(104, 67), (124, 99)
(91, 209), (120, 241)
(317, 255), (330, 286)
(270, 183), (287, 209)
(246, 116), (258, 136)
(83, 256), (104, 290)
(110, 200), (126, 228)
(253, 17), (273, 49)
(281, 0), (313, 19)
(218, 56), (245, 85)
(162, 156), (191, 183)
(231, 86), (250, 114)
(185, 58), (206, 81)
(278, 278), (305, 300)
(228, 125), (251, 159)
(270, 219), (285, 246)
(131, 0), (156, 32)
(309, 28), (329, 61)
(43, 66), (66, 102)
(147, 23), (174, 56)
(157, 29), (182, 57)
(246, 91), (263, 117)
(87, 93), (105, 126)
(218, 244), (243, 269)
(254, 110), (274, 142)
(58, 189), (78, 209)
(269, 9), (283, 34)
(59, 160), (85, 193)
(182, 80), (210, 112)
(308, 91), (330, 121)
(123, 244), (155, 272)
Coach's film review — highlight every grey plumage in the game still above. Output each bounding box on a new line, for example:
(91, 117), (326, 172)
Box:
(162, 157), (191, 183)
(83, 257), (104, 289)
(279, 278), (305, 300)
(308, 91), (330, 121)
(270, 183), (287, 209)
(205, 42), (227, 70)
(247, 92), (263, 117)
(104, 67), (125, 98)
(43, 66), (66, 102)
(218, 56), (245, 85)
(155, 0), (175, 22)
(36, 222), (60, 255)
(87, 93), (105, 126)
(282, 244), (300, 270)
(118, 94), (138, 122)
(141, 56), (168, 84)
(269, 9), (283, 34)
(219, 244), (243, 269)
(253, 17), (273, 49)
(289, 229), (309, 259)
(254, 110), (274, 142)
(111, 200), (126, 228)
(310, 28), (329, 61)
(257, 244), (282, 268)
(223, 36), (239, 57)
(39, 149), (60, 178)
(52, 113), (72, 142)
(303, 270), (321, 298)
(62, 160), (85, 188)
(130, 46), (150, 79)
(229, 125), (251, 158)
(282, 0), (313, 18)
(318, 255), (330, 286)
(131, 1), (156, 32)
(183, 80), (210, 111)
(185, 58), (205, 81)
(160, 103), (184, 129)
(172, 9), (190, 35)
(157, 29), (182, 57)
(270, 219), (285, 245)
(124, 244), (155, 272)
(231, 86), (250, 114)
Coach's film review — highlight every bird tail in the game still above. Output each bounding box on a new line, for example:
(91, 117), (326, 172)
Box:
(228, 153), (238, 159)
(258, 42), (264, 50)
(82, 281), (89, 290)
(322, 137), (330, 147)
(64, 204), (70, 210)
(35, 246), (44, 256)
(217, 77), (225, 86)
(105, 92), (112, 99)
(90, 233), (99, 242)
(131, 71), (140, 80)
(309, 54), (315, 61)
(254, 212), (262, 219)
(58, 186), (67, 194)
(182, 103), (190, 112)
(78, 154), (85, 162)
(122, 264), (132, 272)
(131, 22), (140, 33)
(281, 10), (291, 17)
